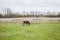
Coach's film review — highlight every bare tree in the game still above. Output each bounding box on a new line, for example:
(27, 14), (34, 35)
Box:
(0, 14), (3, 18)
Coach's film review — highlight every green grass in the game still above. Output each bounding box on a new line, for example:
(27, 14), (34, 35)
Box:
(0, 22), (60, 40)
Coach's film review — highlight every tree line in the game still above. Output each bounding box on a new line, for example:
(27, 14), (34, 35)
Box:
(0, 13), (60, 18)
(0, 8), (60, 18)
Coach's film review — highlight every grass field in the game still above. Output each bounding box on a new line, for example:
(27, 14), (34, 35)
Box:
(0, 21), (60, 40)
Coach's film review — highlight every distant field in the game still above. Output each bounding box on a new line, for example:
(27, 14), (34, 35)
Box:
(0, 18), (60, 24)
(0, 20), (60, 40)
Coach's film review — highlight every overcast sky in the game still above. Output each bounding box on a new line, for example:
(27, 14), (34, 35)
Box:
(0, 0), (60, 12)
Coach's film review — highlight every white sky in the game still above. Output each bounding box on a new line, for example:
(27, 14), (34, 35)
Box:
(0, 0), (60, 12)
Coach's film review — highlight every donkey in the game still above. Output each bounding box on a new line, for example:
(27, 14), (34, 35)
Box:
(23, 20), (30, 25)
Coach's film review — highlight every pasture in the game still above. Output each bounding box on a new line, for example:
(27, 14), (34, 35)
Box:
(0, 18), (60, 40)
